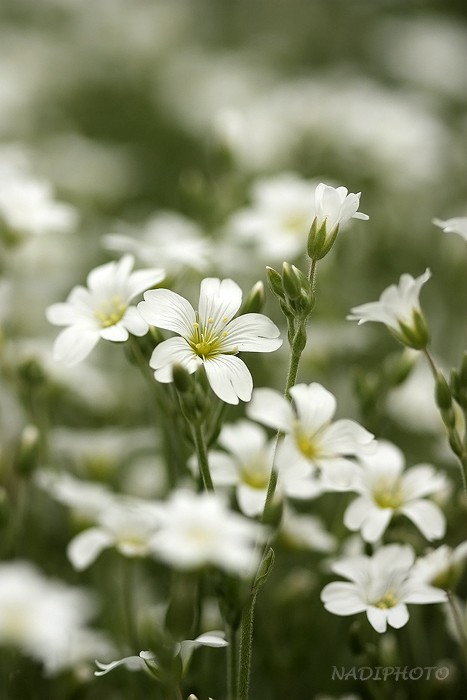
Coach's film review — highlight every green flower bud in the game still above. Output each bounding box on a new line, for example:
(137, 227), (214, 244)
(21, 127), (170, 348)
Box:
(239, 281), (265, 314)
(435, 371), (453, 410)
(172, 363), (193, 394)
(266, 266), (285, 300)
(307, 217), (339, 261)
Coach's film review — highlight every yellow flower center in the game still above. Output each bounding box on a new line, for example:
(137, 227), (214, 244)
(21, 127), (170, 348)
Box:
(94, 295), (127, 327)
(373, 477), (403, 509)
(190, 317), (233, 360)
(373, 589), (398, 609)
(295, 427), (321, 461)
(240, 459), (270, 490)
(282, 212), (309, 235)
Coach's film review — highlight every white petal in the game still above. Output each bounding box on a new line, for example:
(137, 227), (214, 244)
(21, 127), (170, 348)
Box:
(366, 606), (388, 633)
(138, 288), (196, 336)
(95, 655), (146, 676)
(387, 604), (409, 629)
(247, 388), (293, 432)
(319, 419), (374, 456)
(122, 306), (149, 336)
(126, 268), (165, 300)
(237, 484), (267, 516)
(204, 355), (253, 404)
(67, 527), (114, 570)
(100, 324), (129, 341)
(344, 497), (371, 530)
(46, 301), (91, 326)
(289, 383), (336, 434)
(53, 327), (100, 365)
(361, 508), (393, 543)
(401, 465), (445, 499)
(223, 313), (282, 352)
(208, 451), (239, 486)
(150, 337), (201, 381)
(198, 278), (242, 329)
(321, 582), (367, 615)
(399, 500), (446, 540)
(218, 420), (267, 462)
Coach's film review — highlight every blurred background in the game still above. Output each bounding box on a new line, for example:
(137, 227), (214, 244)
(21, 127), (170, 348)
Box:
(1, 0), (467, 698)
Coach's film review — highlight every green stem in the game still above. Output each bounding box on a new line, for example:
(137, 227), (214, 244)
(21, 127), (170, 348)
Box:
(238, 590), (257, 700)
(192, 422), (215, 492)
(447, 590), (467, 669)
(227, 623), (239, 700)
(422, 348), (467, 496)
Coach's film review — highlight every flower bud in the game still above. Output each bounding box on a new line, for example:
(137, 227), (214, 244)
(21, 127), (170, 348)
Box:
(172, 363), (193, 394)
(307, 217), (339, 261)
(435, 371), (453, 411)
(266, 266), (285, 300)
(239, 281), (265, 314)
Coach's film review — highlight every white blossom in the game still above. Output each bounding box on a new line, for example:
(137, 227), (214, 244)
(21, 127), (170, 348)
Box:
(344, 441), (446, 542)
(347, 269), (431, 349)
(411, 541), (467, 590)
(138, 277), (282, 405)
(148, 490), (264, 577)
(46, 255), (165, 365)
(247, 382), (375, 490)
(321, 544), (447, 633)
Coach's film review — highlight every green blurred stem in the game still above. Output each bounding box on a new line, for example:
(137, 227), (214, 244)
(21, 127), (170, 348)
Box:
(447, 590), (467, 669)
(238, 589), (257, 700)
(422, 347), (467, 496)
(227, 623), (239, 700)
(192, 422), (215, 492)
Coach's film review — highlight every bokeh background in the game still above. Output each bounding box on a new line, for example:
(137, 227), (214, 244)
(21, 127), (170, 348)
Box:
(1, 0), (467, 698)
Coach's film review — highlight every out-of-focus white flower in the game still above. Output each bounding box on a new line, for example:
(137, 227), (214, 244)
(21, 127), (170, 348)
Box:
(0, 161), (77, 238)
(225, 173), (319, 261)
(104, 211), (213, 274)
(247, 383), (375, 490)
(321, 544), (447, 633)
(138, 277), (282, 405)
(280, 506), (336, 553)
(67, 497), (162, 571)
(149, 490), (264, 577)
(95, 631), (227, 678)
(35, 470), (116, 521)
(347, 269), (431, 349)
(344, 441), (446, 542)
(433, 217), (467, 242)
(387, 359), (444, 434)
(46, 255), (165, 366)
(205, 420), (321, 517)
(0, 561), (110, 674)
(411, 542), (467, 590)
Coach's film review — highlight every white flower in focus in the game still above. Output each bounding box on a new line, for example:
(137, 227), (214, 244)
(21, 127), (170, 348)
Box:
(344, 441), (446, 543)
(433, 217), (467, 242)
(411, 541), (467, 590)
(46, 255), (165, 366)
(95, 631), (228, 677)
(205, 420), (322, 517)
(347, 269), (431, 349)
(321, 544), (447, 633)
(67, 497), (162, 571)
(103, 211), (213, 273)
(0, 561), (108, 674)
(138, 277), (282, 405)
(247, 383), (375, 490)
(149, 490), (264, 576)
(0, 163), (77, 238)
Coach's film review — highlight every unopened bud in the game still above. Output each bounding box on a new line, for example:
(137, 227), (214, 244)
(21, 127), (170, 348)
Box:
(435, 371), (452, 410)
(239, 281), (265, 314)
(307, 217), (339, 260)
(172, 364), (192, 394)
(266, 266), (285, 300)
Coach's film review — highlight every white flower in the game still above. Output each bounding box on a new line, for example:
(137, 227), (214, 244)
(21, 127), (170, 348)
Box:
(280, 506), (336, 553)
(95, 631), (228, 678)
(321, 544), (447, 633)
(0, 561), (109, 674)
(46, 255), (165, 366)
(433, 217), (467, 242)
(344, 441), (446, 543)
(411, 541), (467, 590)
(138, 277), (282, 405)
(67, 497), (162, 571)
(35, 470), (116, 521)
(103, 211), (213, 273)
(205, 420), (322, 517)
(0, 165), (77, 238)
(247, 383), (375, 490)
(148, 490), (264, 577)
(347, 269), (431, 349)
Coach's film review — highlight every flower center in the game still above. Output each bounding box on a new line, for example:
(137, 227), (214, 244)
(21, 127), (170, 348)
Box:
(240, 459), (270, 490)
(190, 317), (230, 360)
(295, 428), (321, 461)
(373, 589), (399, 609)
(95, 295), (127, 327)
(373, 477), (403, 509)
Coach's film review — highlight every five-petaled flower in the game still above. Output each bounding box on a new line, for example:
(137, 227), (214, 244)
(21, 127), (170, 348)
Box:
(344, 440), (446, 543)
(321, 544), (447, 633)
(347, 269), (431, 349)
(137, 277), (282, 404)
(247, 382), (375, 490)
(46, 255), (165, 365)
